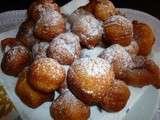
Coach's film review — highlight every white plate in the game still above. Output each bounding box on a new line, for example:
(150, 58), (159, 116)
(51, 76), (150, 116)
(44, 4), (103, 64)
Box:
(0, 5), (160, 120)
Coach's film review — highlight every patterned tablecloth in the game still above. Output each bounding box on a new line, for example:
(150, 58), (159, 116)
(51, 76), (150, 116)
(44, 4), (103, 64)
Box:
(0, 10), (26, 120)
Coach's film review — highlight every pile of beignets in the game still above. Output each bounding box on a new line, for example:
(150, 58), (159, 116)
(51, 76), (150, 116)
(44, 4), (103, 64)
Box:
(1, 0), (160, 119)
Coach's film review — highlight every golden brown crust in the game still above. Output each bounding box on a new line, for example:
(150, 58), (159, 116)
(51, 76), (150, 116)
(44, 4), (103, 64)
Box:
(100, 80), (130, 112)
(94, 0), (116, 21)
(16, 67), (53, 108)
(133, 21), (155, 56)
(47, 32), (81, 65)
(83, 0), (115, 21)
(50, 90), (90, 120)
(120, 69), (152, 87)
(16, 20), (37, 49)
(67, 58), (114, 105)
(144, 59), (160, 88)
(28, 1), (59, 21)
(34, 10), (65, 41)
(117, 56), (160, 88)
(1, 45), (32, 76)
(29, 58), (65, 93)
(103, 15), (133, 46)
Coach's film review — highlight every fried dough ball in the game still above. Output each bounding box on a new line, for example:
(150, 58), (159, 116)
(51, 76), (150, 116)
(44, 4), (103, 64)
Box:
(119, 57), (160, 88)
(29, 58), (65, 93)
(47, 32), (81, 65)
(1, 38), (18, 52)
(133, 21), (155, 56)
(16, 67), (53, 108)
(103, 15), (133, 46)
(99, 44), (135, 78)
(71, 14), (103, 48)
(32, 42), (49, 60)
(143, 59), (160, 88)
(16, 20), (37, 48)
(34, 10), (65, 41)
(1, 45), (32, 76)
(67, 57), (114, 105)
(50, 90), (90, 120)
(28, 1), (59, 21)
(94, 0), (115, 21)
(124, 40), (139, 55)
(84, 0), (116, 21)
(120, 69), (152, 87)
(99, 80), (130, 112)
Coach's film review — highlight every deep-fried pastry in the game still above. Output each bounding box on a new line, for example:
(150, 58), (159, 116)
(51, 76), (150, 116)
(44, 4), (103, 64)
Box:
(103, 15), (133, 46)
(133, 21), (155, 56)
(67, 57), (114, 105)
(50, 90), (90, 120)
(1, 45), (32, 76)
(29, 58), (65, 93)
(28, 1), (59, 21)
(99, 80), (130, 112)
(144, 59), (160, 88)
(120, 69), (152, 87)
(34, 10), (65, 41)
(47, 32), (81, 65)
(71, 13), (103, 48)
(16, 67), (53, 108)
(118, 57), (160, 88)
(84, 0), (116, 21)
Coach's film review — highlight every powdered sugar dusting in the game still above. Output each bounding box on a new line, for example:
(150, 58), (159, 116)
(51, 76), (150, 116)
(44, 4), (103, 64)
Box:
(99, 44), (135, 69)
(73, 14), (103, 39)
(32, 42), (49, 59)
(48, 32), (81, 64)
(35, 10), (63, 28)
(52, 32), (80, 55)
(80, 47), (105, 58)
(7, 45), (30, 62)
(73, 57), (111, 76)
(69, 8), (92, 23)
(131, 55), (146, 68)
(32, 58), (65, 81)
